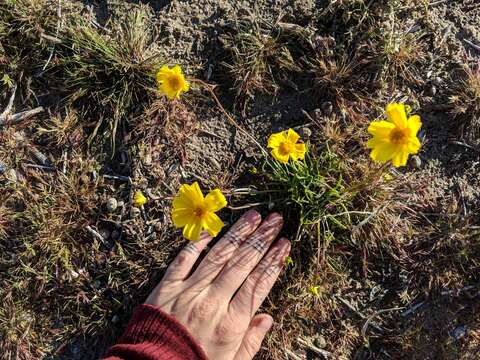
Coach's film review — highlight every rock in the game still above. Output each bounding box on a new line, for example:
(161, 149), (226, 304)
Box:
(131, 207), (141, 218)
(6, 169), (17, 182)
(452, 325), (467, 340)
(106, 198), (118, 212)
(144, 153), (152, 166)
(410, 155), (422, 169)
(0, 162), (7, 174)
(312, 108), (322, 119)
(426, 85), (437, 97)
(321, 101), (333, 116)
(298, 127), (312, 139)
(111, 230), (121, 241)
(112, 314), (120, 324)
(313, 334), (327, 348)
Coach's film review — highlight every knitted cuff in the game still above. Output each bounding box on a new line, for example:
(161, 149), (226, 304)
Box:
(105, 304), (208, 360)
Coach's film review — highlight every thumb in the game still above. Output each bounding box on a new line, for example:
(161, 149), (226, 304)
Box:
(234, 314), (273, 360)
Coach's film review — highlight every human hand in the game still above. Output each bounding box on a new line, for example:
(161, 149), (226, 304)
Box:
(145, 210), (290, 360)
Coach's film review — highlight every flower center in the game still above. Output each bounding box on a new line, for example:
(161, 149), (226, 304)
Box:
(279, 142), (294, 155)
(389, 128), (409, 145)
(193, 206), (206, 219)
(168, 74), (183, 90)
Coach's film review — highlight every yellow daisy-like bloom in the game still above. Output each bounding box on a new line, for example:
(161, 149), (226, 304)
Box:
(171, 182), (227, 241)
(156, 64), (189, 100)
(367, 103), (422, 167)
(133, 191), (148, 207)
(267, 129), (306, 164)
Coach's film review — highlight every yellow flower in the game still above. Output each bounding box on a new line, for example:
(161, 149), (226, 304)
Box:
(285, 256), (294, 267)
(308, 285), (320, 297)
(156, 65), (189, 100)
(367, 103), (422, 167)
(267, 129), (306, 164)
(171, 182), (227, 241)
(133, 191), (148, 207)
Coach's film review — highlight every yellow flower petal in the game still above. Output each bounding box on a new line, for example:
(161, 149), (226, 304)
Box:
(267, 132), (286, 148)
(172, 208), (193, 227)
(204, 189), (227, 212)
(156, 65), (189, 100)
(407, 114), (422, 137)
(407, 137), (421, 153)
(367, 121), (395, 138)
(172, 64), (182, 74)
(369, 140), (398, 163)
(286, 129), (300, 143)
(271, 148), (290, 163)
(291, 143), (306, 160)
(178, 182), (204, 204)
(386, 103), (408, 128)
(133, 191), (148, 207)
(202, 212), (224, 237)
(391, 150), (409, 167)
(182, 219), (203, 241)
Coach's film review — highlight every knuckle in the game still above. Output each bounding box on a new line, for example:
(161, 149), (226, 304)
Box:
(188, 298), (218, 323)
(205, 248), (232, 267)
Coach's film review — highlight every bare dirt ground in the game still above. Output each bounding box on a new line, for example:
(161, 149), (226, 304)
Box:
(1, 0), (480, 359)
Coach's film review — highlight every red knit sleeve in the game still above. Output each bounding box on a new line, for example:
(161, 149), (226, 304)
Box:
(103, 304), (208, 360)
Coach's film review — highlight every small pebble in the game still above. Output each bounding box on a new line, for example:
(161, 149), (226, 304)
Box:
(0, 163), (7, 174)
(410, 155), (422, 169)
(112, 315), (120, 324)
(298, 127), (312, 139)
(131, 207), (141, 218)
(312, 108), (322, 119)
(313, 335), (327, 348)
(144, 154), (152, 166)
(6, 169), (17, 182)
(433, 76), (442, 86)
(106, 198), (118, 212)
(452, 325), (467, 340)
(321, 101), (333, 116)
(426, 85), (437, 97)
(111, 230), (121, 241)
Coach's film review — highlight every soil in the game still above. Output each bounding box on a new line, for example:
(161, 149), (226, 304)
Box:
(3, 0), (480, 359)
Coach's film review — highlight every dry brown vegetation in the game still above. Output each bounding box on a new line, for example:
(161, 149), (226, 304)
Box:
(1, 0), (480, 359)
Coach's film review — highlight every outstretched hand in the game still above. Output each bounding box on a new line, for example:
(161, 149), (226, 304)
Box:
(146, 210), (290, 360)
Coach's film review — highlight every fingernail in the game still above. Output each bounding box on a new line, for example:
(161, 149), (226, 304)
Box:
(259, 316), (273, 331)
(266, 212), (283, 225)
(243, 209), (261, 222)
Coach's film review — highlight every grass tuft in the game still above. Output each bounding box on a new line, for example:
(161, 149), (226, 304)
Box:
(58, 5), (162, 146)
(448, 62), (480, 146)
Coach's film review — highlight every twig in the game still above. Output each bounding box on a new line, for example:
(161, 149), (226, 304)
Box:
(463, 39), (480, 52)
(361, 307), (404, 338)
(399, 0), (447, 10)
(24, 163), (56, 171)
(285, 349), (304, 360)
(42, 0), (62, 71)
(297, 338), (333, 358)
(103, 174), (131, 183)
(1, 107), (45, 126)
(227, 202), (267, 210)
(0, 83), (17, 122)
(193, 79), (268, 157)
(86, 225), (105, 243)
(440, 285), (476, 297)
(401, 301), (425, 317)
